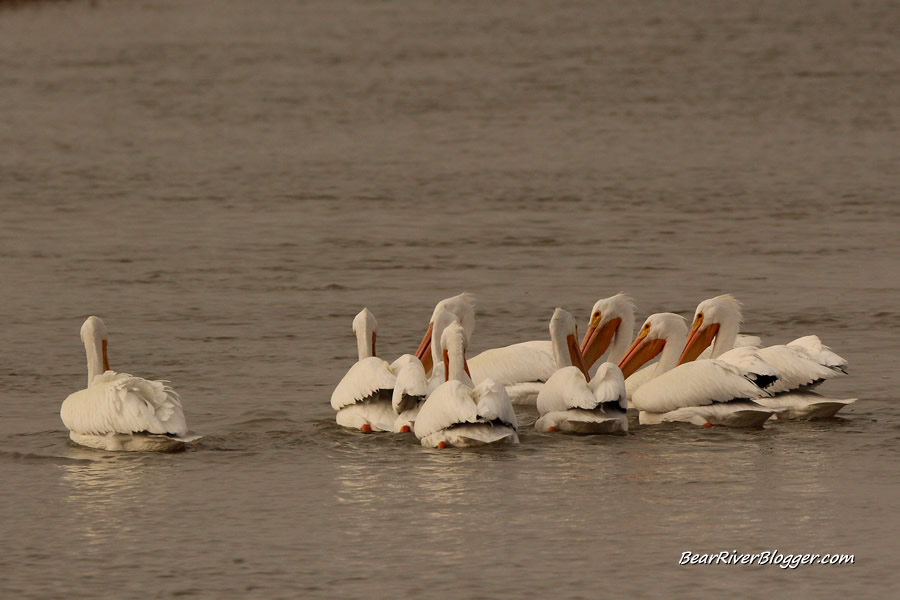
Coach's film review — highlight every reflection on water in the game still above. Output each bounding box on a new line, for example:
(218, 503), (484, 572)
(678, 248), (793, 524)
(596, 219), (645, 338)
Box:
(58, 451), (166, 559)
(1, 0), (898, 596)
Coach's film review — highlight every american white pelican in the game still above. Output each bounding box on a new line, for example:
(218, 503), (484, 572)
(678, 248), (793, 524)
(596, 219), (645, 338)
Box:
(60, 316), (191, 452)
(679, 295), (855, 419)
(331, 308), (399, 432)
(390, 357), (427, 434)
(579, 293), (637, 371)
(390, 307), (462, 433)
(414, 322), (519, 448)
(619, 314), (776, 427)
(413, 293), (556, 405)
(535, 308), (628, 434)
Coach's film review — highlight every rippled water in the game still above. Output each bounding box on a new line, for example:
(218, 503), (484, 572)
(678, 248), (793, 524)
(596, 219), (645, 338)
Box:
(1, 0), (898, 598)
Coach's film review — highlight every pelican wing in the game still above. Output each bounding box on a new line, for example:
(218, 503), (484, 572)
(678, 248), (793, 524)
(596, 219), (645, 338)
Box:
(413, 380), (479, 439)
(392, 357), (428, 413)
(61, 371), (187, 436)
(468, 341), (556, 386)
(472, 379), (518, 429)
(388, 353), (416, 372)
(787, 335), (848, 372)
(716, 346), (780, 389)
(505, 382), (544, 406)
(754, 392), (856, 419)
(589, 363), (627, 410)
(735, 334), (763, 348)
(632, 360), (771, 413)
(756, 345), (838, 393)
(536, 367), (595, 414)
(331, 357), (396, 410)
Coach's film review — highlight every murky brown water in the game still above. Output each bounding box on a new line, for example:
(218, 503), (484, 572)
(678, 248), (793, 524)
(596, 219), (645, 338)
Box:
(1, 0), (898, 598)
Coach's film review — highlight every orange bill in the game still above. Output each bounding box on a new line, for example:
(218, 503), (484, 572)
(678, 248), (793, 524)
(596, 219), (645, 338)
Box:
(579, 317), (621, 370)
(618, 333), (666, 378)
(678, 321), (719, 365)
(415, 322), (434, 375)
(102, 339), (110, 372)
(568, 333), (591, 382)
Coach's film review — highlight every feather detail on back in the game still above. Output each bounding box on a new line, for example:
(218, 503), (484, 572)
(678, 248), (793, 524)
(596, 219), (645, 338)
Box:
(331, 357), (396, 410)
(786, 335), (848, 372)
(589, 363), (628, 410)
(538, 363), (627, 414)
(754, 392), (856, 419)
(536, 367), (597, 414)
(632, 360), (772, 414)
(471, 379), (518, 430)
(755, 344), (840, 393)
(413, 380), (479, 439)
(61, 371), (187, 436)
(391, 357), (427, 413)
(716, 346), (781, 389)
(468, 340), (556, 385)
(413, 379), (517, 440)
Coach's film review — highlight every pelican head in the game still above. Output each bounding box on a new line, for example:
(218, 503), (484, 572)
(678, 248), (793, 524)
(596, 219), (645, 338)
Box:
(618, 313), (687, 378)
(80, 315), (110, 385)
(580, 293), (636, 368)
(352, 307), (378, 359)
(415, 293), (476, 373)
(679, 294), (743, 364)
(81, 315), (108, 344)
(550, 308), (590, 380)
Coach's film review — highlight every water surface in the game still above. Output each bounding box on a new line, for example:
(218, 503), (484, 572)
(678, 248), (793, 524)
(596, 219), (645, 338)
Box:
(1, 1), (898, 598)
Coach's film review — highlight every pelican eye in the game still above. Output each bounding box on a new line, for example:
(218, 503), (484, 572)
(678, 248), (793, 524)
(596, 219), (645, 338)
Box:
(593, 311), (600, 318)
(697, 313), (703, 320)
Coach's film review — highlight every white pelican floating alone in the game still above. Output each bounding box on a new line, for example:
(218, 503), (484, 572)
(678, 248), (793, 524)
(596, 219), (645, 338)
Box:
(331, 308), (402, 432)
(535, 308), (628, 434)
(414, 322), (519, 448)
(619, 313), (777, 427)
(60, 316), (192, 452)
(679, 295), (855, 419)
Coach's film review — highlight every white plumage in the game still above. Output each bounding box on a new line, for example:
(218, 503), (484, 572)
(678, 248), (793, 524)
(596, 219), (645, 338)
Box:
(331, 357), (396, 411)
(391, 355), (428, 433)
(679, 295), (854, 418)
(415, 294), (558, 405)
(415, 380), (519, 448)
(413, 322), (518, 448)
(392, 307), (466, 432)
(632, 360), (772, 414)
(753, 392), (857, 420)
(580, 293), (637, 373)
(60, 316), (192, 452)
(620, 313), (776, 427)
(535, 308), (628, 434)
(331, 308), (399, 432)
(418, 293), (639, 408)
(754, 345), (837, 393)
(468, 341), (556, 389)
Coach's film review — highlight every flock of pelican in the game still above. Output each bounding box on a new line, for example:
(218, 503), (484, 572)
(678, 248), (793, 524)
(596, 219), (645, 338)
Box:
(330, 293), (855, 447)
(56, 293), (854, 452)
